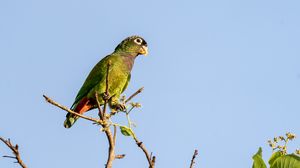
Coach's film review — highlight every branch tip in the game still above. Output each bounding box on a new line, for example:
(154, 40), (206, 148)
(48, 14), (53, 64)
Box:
(189, 149), (199, 168)
(125, 87), (144, 103)
(0, 137), (27, 168)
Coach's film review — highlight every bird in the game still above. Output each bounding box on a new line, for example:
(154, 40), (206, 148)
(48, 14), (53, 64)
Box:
(64, 35), (148, 128)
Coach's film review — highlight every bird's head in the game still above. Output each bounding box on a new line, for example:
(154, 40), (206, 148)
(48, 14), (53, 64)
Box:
(114, 35), (148, 56)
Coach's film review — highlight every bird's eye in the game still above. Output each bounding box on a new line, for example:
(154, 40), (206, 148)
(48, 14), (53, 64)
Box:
(134, 38), (143, 45)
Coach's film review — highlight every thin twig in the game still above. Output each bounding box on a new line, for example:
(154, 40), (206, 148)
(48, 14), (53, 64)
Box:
(95, 92), (104, 119)
(0, 137), (27, 168)
(125, 87), (144, 103)
(105, 61), (111, 97)
(43, 95), (103, 125)
(103, 61), (111, 116)
(151, 156), (156, 167)
(189, 149), (198, 168)
(123, 87), (155, 167)
(3, 155), (17, 159)
(133, 136), (155, 168)
(102, 100), (108, 118)
(115, 154), (126, 159)
(113, 125), (117, 145)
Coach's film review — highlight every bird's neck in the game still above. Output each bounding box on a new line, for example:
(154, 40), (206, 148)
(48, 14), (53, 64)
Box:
(117, 52), (137, 71)
(115, 50), (139, 58)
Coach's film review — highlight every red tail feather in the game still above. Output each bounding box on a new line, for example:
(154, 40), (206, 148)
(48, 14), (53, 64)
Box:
(74, 97), (93, 114)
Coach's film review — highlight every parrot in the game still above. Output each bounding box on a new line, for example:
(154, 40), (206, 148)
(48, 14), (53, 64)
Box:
(64, 35), (148, 128)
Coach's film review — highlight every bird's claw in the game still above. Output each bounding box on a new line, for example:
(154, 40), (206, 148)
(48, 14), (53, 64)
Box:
(116, 103), (126, 111)
(102, 93), (110, 101)
(111, 103), (126, 115)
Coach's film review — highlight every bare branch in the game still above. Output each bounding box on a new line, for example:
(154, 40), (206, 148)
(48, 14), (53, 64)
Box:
(133, 136), (155, 168)
(189, 149), (198, 168)
(113, 125), (117, 145)
(0, 137), (27, 168)
(151, 156), (156, 168)
(105, 60), (111, 97)
(102, 100), (108, 118)
(103, 61), (111, 116)
(125, 87), (144, 104)
(94, 81), (116, 168)
(3, 155), (17, 159)
(95, 92), (104, 120)
(43, 95), (103, 125)
(104, 128), (115, 168)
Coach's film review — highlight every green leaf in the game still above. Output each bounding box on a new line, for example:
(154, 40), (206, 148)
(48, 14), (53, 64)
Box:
(252, 147), (267, 168)
(269, 151), (284, 166)
(120, 126), (133, 137)
(270, 154), (300, 168)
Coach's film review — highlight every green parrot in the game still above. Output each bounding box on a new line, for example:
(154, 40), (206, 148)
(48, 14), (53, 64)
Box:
(64, 35), (148, 128)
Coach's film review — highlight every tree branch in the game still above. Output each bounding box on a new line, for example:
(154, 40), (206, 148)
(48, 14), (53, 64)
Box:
(104, 127), (115, 168)
(133, 135), (155, 168)
(125, 87), (144, 104)
(189, 149), (198, 168)
(97, 61), (117, 168)
(105, 60), (111, 96)
(0, 137), (27, 168)
(44, 88), (155, 168)
(103, 61), (112, 116)
(95, 92), (104, 120)
(122, 87), (155, 168)
(43, 95), (103, 125)
(113, 125), (117, 145)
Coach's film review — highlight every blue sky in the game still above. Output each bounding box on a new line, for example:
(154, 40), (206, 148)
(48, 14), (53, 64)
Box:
(0, 0), (299, 167)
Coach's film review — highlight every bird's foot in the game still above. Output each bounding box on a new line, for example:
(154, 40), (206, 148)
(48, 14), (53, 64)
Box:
(102, 93), (110, 101)
(110, 103), (126, 114)
(115, 103), (126, 111)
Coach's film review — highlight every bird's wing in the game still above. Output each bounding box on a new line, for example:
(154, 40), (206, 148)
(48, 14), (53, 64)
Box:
(121, 73), (131, 94)
(71, 55), (109, 109)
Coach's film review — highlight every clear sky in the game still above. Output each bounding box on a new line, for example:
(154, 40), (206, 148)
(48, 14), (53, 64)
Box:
(0, 0), (299, 168)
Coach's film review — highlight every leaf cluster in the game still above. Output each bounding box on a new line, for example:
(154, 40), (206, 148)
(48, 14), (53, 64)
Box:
(252, 133), (300, 168)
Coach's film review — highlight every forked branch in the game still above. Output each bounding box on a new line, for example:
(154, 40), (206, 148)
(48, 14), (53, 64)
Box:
(0, 137), (27, 168)
(133, 136), (156, 168)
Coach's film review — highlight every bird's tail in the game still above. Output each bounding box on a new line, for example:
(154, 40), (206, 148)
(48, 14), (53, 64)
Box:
(63, 98), (92, 128)
(64, 113), (79, 128)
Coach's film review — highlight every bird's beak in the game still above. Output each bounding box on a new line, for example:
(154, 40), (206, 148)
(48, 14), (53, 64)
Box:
(139, 46), (148, 56)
